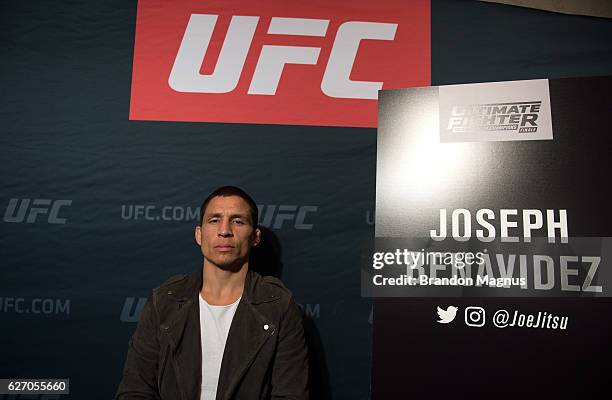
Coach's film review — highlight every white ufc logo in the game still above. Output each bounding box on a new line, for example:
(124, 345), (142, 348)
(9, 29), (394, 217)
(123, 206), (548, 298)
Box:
(168, 15), (397, 99)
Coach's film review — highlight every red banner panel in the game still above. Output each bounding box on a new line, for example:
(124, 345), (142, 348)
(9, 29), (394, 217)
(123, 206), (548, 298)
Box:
(130, 0), (430, 127)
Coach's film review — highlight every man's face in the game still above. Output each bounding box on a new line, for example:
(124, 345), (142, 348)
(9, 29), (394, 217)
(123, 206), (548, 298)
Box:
(195, 195), (261, 271)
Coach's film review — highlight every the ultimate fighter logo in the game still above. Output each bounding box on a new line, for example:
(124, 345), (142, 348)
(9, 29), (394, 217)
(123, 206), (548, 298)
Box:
(447, 101), (541, 134)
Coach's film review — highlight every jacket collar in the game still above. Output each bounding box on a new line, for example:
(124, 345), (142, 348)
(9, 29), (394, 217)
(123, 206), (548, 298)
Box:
(162, 266), (280, 400)
(167, 266), (279, 306)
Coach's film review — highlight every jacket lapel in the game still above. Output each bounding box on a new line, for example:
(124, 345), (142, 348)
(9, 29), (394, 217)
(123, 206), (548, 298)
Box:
(216, 298), (276, 400)
(164, 270), (202, 400)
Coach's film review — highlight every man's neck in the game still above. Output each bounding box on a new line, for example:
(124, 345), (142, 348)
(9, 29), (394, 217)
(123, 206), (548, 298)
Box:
(200, 261), (247, 306)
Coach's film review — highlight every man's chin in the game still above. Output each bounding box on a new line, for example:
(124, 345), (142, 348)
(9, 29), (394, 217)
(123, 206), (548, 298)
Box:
(218, 263), (243, 273)
(207, 257), (246, 273)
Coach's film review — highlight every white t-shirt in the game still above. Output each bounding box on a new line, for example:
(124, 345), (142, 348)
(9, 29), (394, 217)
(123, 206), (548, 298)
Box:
(199, 294), (241, 400)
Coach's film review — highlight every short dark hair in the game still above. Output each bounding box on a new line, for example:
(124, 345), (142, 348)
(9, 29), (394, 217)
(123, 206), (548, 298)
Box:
(199, 186), (258, 227)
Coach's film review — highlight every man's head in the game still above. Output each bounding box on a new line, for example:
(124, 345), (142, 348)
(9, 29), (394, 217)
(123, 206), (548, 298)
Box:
(195, 186), (261, 271)
(198, 186), (258, 227)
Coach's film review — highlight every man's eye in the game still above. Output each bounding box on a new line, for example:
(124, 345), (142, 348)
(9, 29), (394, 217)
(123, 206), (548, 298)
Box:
(233, 219), (245, 225)
(208, 218), (219, 223)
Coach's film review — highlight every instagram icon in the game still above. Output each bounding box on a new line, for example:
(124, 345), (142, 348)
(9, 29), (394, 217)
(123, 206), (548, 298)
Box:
(465, 306), (486, 327)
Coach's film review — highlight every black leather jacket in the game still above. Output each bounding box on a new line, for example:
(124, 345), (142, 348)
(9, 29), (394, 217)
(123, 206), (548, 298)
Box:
(116, 268), (309, 400)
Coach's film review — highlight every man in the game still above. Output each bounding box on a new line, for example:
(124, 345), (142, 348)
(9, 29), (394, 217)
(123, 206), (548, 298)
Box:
(116, 186), (309, 400)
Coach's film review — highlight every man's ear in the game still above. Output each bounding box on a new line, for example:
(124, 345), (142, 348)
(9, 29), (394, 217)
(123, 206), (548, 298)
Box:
(252, 227), (262, 247)
(194, 225), (202, 246)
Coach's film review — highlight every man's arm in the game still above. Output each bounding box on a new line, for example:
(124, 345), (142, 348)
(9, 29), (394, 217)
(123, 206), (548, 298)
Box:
(271, 296), (309, 400)
(116, 291), (161, 400)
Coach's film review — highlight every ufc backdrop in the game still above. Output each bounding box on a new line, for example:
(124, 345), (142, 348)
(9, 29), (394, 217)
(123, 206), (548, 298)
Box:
(0, 0), (611, 399)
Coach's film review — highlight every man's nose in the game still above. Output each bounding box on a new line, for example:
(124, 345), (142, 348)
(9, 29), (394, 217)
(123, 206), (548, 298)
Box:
(218, 219), (233, 237)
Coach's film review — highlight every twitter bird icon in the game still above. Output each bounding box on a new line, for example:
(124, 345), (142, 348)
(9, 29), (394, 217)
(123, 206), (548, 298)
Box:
(437, 306), (458, 323)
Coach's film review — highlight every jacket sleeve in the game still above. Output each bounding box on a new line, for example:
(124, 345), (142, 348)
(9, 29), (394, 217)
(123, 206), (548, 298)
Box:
(270, 296), (309, 400)
(116, 291), (162, 400)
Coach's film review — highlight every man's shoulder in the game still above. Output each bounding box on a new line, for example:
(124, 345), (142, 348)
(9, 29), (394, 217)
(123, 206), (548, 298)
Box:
(260, 274), (291, 292)
(252, 272), (294, 302)
(153, 273), (189, 291)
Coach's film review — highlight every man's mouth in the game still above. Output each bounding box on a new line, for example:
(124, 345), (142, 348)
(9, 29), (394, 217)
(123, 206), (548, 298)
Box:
(214, 245), (234, 252)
